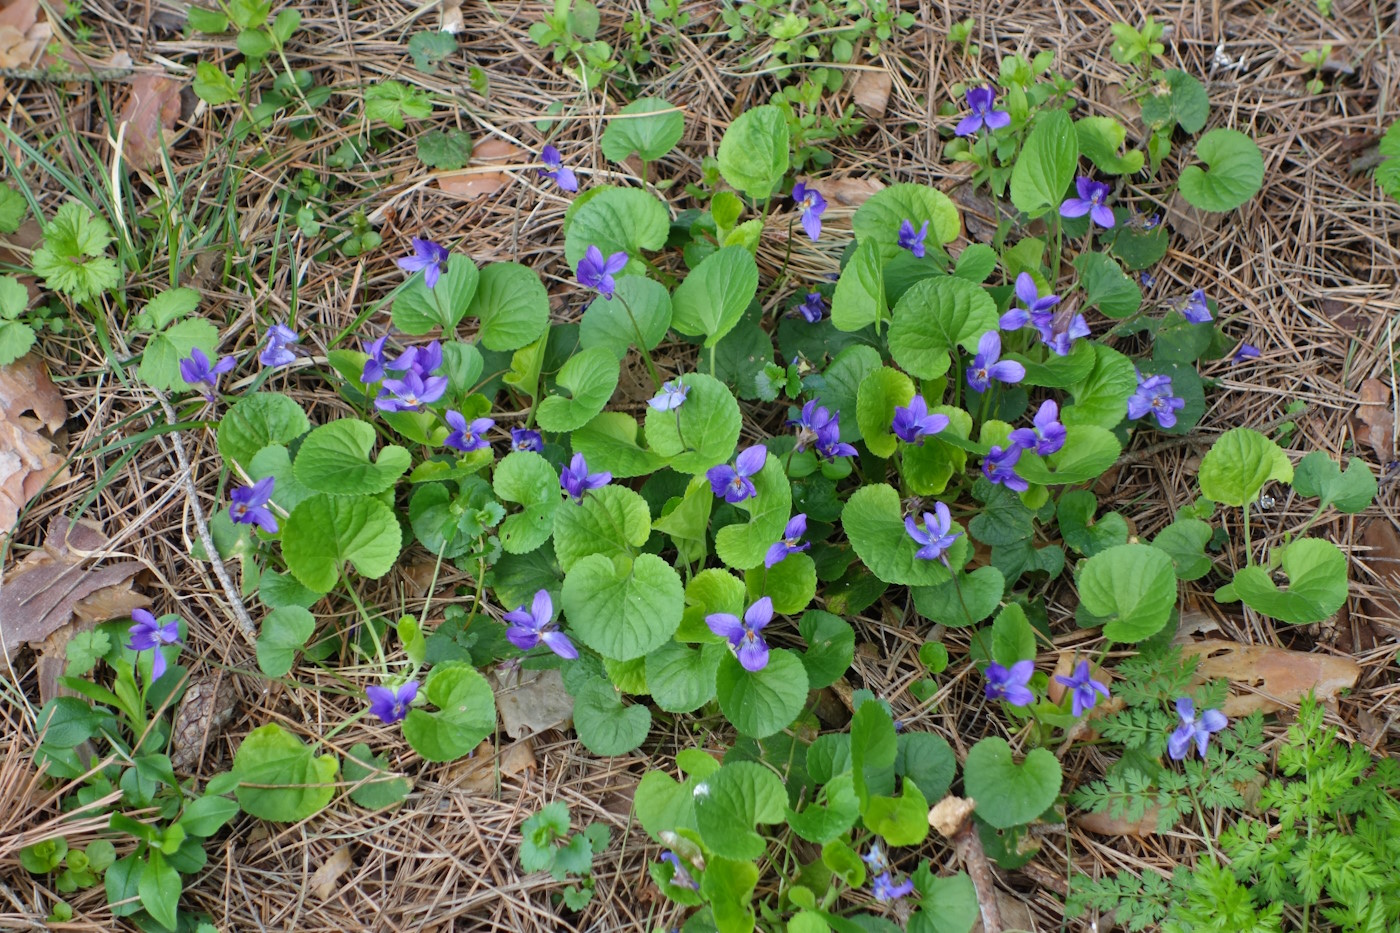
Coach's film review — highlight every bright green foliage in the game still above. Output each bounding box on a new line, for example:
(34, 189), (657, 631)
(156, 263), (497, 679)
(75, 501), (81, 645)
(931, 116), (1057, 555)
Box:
(31, 201), (120, 303)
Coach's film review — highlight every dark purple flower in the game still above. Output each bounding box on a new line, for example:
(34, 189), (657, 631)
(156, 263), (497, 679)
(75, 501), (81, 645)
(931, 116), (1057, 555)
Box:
(792, 182), (827, 241)
(229, 476), (279, 533)
(511, 428), (544, 452)
(983, 444), (1028, 492)
(1127, 371), (1185, 429)
(1059, 177), (1115, 229)
(791, 400), (836, 452)
(984, 659), (1035, 706)
(1054, 660), (1111, 718)
(385, 340), (443, 379)
(904, 502), (960, 563)
(366, 680), (419, 724)
(897, 219), (929, 258)
(1231, 343), (1260, 364)
(647, 379), (689, 412)
(539, 145), (578, 193)
(956, 86), (1011, 137)
(966, 331), (1025, 393)
(707, 445), (767, 504)
(660, 852), (699, 891)
(1181, 289), (1212, 324)
(1167, 696), (1227, 761)
(1037, 312), (1091, 357)
(560, 453), (611, 501)
(361, 335), (389, 384)
(872, 872), (915, 903)
(706, 596), (773, 672)
(1009, 399), (1066, 456)
(503, 589), (578, 660)
(259, 323), (299, 368)
(814, 423), (858, 462)
(891, 394), (950, 445)
(178, 347), (235, 401)
(445, 411), (494, 452)
(126, 609), (181, 682)
(796, 292), (827, 323)
(397, 237), (451, 289)
(376, 369), (448, 412)
(1000, 272), (1060, 331)
(764, 513), (810, 568)
(577, 245), (629, 299)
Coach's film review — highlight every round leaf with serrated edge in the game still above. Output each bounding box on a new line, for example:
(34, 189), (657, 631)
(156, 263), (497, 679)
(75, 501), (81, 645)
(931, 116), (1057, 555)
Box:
(669, 245), (759, 348)
(913, 566), (1004, 627)
(391, 254), (479, 334)
(573, 681), (651, 756)
(717, 105), (789, 199)
(0, 320), (33, 367)
(255, 606), (314, 678)
(1015, 425), (1121, 485)
(888, 276), (999, 380)
(856, 367), (915, 458)
(233, 723), (338, 821)
(402, 663), (496, 762)
(1228, 538), (1347, 624)
(1179, 129), (1264, 212)
(820, 345), (882, 442)
(716, 455), (793, 570)
(644, 373), (741, 474)
(293, 420), (411, 495)
(680, 568), (746, 641)
(536, 346), (621, 433)
(853, 183), (960, 254)
(646, 641), (723, 713)
(831, 239), (886, 332)
(601, 97), (684, 163)
(842, 484), (966, 586)
(864, 782), (929, 846)
(465, 262), (549, 351)
(1073, 252), (1141, 319)
(1062, 344), (1136, 429)
(282, 494), (402, 593)
(563, 187), (671, 270)
(634, 771), (697, 840)
(694, 760), (788, 859)
(909, 873), (979, 933)
(897, 732), (956, 802)
(797, 610), (854, 689)
(746, 551), (815, 614)
(552, 484), (651, 571)
(962, 737), (1061, 829)
(573, 411), (667, 478)
(562, 553), (683, 661)
(343, 742), (412, 810)
(1010, 108), (1079, 218)
(1076, 543), (1177, 642)
(1198, 427), (1293, 507)
(715, 649), (808, 739)
(1152, 518), (1213, 580)
(492, 451), (560, 555)
(579, 275), (672, 359)
(218, 393), (310, 468)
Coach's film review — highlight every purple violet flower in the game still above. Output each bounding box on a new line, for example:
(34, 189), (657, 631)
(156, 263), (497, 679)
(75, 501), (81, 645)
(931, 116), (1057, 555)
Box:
(178, 347), (235, 401)
(707, 445), (767, 504)
(1181, 289), (1213, 324)
(796, 292), (827, 323)
(229, 476), (279, 533)
(904, 502), (960, 563)
(861, 843), (888, 872)
(445, 412), (494, 453)
(984, 659), (1035, 707)
(956, 86), (1011, 137)
(539, 145), (578, 193)
(259, 323), (299, 368)
(503, 589), (578, 660)
(1036, 312), (1092, 357)
(660, 852), (699, 891)
(397, 237), (451, 289)
(361, 335), (389, 384)
(1140, 271), (1157, 289)
(966, 331), (1026, 393)
(1167, 697), (1227, 761)
(1231, 343), (1260, 364)
(1054, 660), (1111, 718)
(1060, 177), (1115, 229)
(126, 609), (181, 682)
(764, 513), (810, 568)
(1009, 399), (1067, 456)
(560, 453), (611, 502)
(897, 219), (929, 258)
(814, 421), (858, 462)
(891, 395), (950, 445)
(792, 182), (827, 241)
(791, 400), (836, 452)
(1127, 371), (1186, 429)
(385, 341), (443, 379)
(983, 444), (1028, 492)
(511, 428), (544, 452)
(706, 596), (773, 672)
(366, 681), (419, 724)
(577, 245), (629, 299)
(1000, 272), (1060, 331)
(376, 369), (448, 413)
(872, 872), (915, 903)
(648, 379), (689, 412)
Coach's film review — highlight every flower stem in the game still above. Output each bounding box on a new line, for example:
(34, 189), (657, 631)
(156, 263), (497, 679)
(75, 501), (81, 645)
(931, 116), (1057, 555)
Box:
(615, 291), (661, 390)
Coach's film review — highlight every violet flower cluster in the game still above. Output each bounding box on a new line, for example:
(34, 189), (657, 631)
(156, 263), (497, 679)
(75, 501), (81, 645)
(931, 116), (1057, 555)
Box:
(366, 339), (448, 413)
(790, 400), (856, 462)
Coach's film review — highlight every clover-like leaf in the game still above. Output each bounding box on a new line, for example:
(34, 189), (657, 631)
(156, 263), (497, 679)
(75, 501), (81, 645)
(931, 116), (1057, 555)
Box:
(537, 346), (621, 433)
(888, 276), (999, 380)
(962, 737), (1061, 829)
(293, 420), (411, 495)
(402, 663), (497, 762)
(281, 494), (402, 593)
(232, 723), (338, 821)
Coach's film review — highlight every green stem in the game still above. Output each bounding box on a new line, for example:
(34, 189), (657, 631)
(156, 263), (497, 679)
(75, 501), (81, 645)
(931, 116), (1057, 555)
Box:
(615, 292), (661, 390)
(344, 577), (389, 678)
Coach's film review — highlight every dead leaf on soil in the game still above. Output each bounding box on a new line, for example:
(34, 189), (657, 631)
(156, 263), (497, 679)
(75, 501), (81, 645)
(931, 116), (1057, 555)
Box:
(455, 737), (537, 794)
(850, 69), (891, 118)
(436, 138), (519, 198)
(949, 180), (1014, 244)
(1358, 519), (1400, 629)
(440, 0), (464, 34)
(0, 354), (70, 536)
(0, 0), (45, 70)
(928, 794), (975, 838)
(494, 666), (573, 738)
(1074, 807), (1165, 837)
(822, 176), (885, 209)
(1179, 638), (1361, 716)
(1165, 189), (1225, 246)
(309, 845), (355, 901)
(1320, 297), (1368, 335)
(118, 74), (184, 174)
(1353, 378), (1394, 463)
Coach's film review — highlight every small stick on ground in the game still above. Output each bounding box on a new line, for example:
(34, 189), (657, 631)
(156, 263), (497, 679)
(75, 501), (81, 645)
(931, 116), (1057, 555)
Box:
(929, 795), (1002, 933)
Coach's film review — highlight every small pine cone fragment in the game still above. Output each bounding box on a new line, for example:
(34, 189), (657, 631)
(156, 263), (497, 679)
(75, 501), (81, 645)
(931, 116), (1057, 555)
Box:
(169, 673), (238, 772)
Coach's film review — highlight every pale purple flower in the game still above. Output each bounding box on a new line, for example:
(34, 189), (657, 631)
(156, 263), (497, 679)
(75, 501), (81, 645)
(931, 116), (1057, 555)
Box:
(1054, 660), (1111, 718)
(1231, 343), (1260, 364)
(1167, 697), (1227, 761)
(376, 370), (448, 412)
(872, 872), (915, 903)
(229, 476), (278, 533)
(539, 145), (578, 193)
(126, 609), (181, 682)
(796, 292), (827, 323)
(511, 428), (544, 452)
(792, 182), (826, 241)
(966, 331), (1025, 393)
(1140, 271), (1157, 289)
(897, 219), (929, 258)
(891, 394), (949, 445)
(904, 502), (960, 563)
(707, 445), (767, 504)
(1181, 289), (1212, 324)
(660, 852), (699, 891)
(397, 237), (450, 289)
(1000, 272), (1060, 331)
(983, 444), (1028, 492)
(259, 324), (299, 368)
(577, 245), (629, 299)
(956, 86), (1011, 137)
(861, 843), (888, 872)
(1009, 399), (1066, 456)
(503, 589), (577, 660)
(178, 347), (235, 401)
(764, 513), (810, 568)
(560, 453), (610, 501)
(706, 596), (773, 672)
(647, 380), (689, 412)
(445, 412), (494, 452)
(1060, 177), (1115, 229)
(361, 335), (389, 384)
(1127, 372), (1185, 429)
(366, 681), (419, 724)
(984, 659), (1035, 706)
(1037, 312), (1091, 357)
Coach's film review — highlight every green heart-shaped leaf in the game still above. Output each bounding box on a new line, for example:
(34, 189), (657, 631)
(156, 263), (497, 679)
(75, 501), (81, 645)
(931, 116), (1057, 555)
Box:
(962, 737), (1061, 829)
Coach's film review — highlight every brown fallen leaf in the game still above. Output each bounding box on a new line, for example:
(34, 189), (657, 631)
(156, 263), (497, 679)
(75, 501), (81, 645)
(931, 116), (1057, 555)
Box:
(494, 666), (573, 738)
(1165, 189), (1224, 247)
(118, 74), (184, 174)
(928, 794), (976, 838)
(169, 672), (239, 772)
(1353, 378), (1394, 464)
(436, 138), (519, 198)
(850, 69), (891, 118)
(440, 0), (464, 33)
(1179, 638), (1361, 716)
(821, 176), (885, 209)
(309, 845), (355, 901)
(456, 737), (537, 794)
(1358, 519), (1400, 631)
(1074, 807), (1165, 837)
(0, 0), (45, 70)
(0, 353), (69, 536)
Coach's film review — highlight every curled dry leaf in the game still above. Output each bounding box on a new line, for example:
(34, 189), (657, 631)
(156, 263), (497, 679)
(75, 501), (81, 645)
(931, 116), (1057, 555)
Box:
(436, 137), (519, 198)
(309, 845), (355, 901)
(1353, 378), (1394, 464)
(455, 737), (537, 794)
(1179, 638), (1361, 717)
(1074, 806), (1165, 837)
(494, 666), (573, 738)
(1358, 519), (1400, 631)
(928, 794), (976, 838)
(118, 74), (184, 174)
(850, 69), (892, 118)
(169, 672), (239, 772)
(0, 0), (46, 71)
(0, 353), (70, 537)
(820, 176), (885, 209)
(439, 0), (464, 33)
